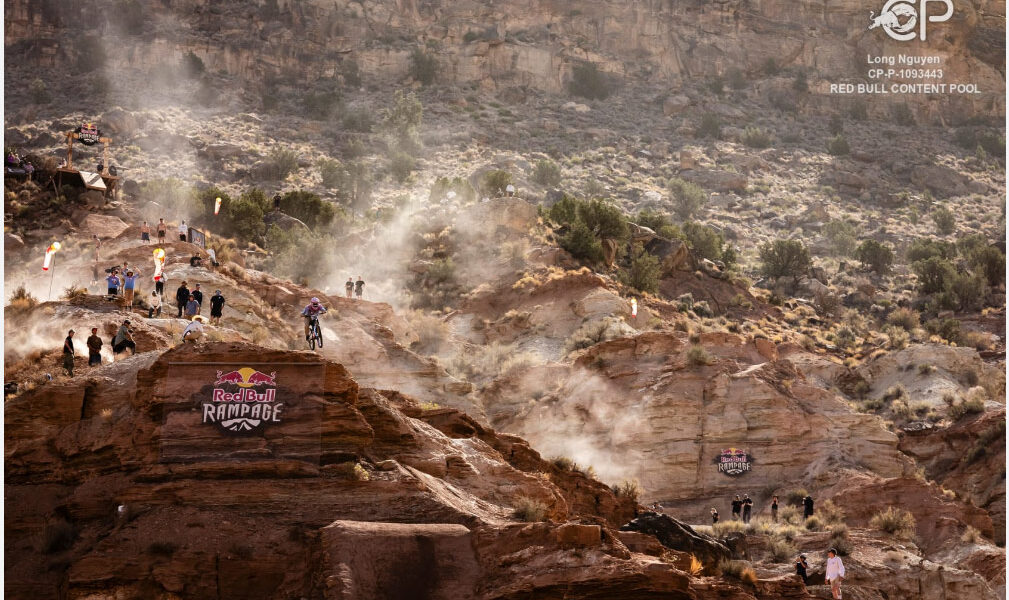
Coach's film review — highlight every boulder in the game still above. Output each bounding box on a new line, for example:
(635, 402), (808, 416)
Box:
(911, 164), (971, 198)
(81, 214), (130, 239)
(4, 232), (25, 253)
(663, 95), (691, 116)
(620, 512), (730, 567)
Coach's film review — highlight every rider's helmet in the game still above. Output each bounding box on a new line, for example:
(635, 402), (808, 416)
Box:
(311, 297), (320, 305)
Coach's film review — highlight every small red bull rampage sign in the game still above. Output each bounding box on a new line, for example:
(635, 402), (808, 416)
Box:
(717, 448), (752, 476)
(206, 367), (283, 433)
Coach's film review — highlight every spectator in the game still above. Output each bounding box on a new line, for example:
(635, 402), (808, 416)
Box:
(506, 183), (516, 197)
(86, 327), (103, 366)
(140, 221), (151, 244)
(207, 247), (219, 267)
(123, 269), (140, 305)
(189, 254), (203, 267)
(345, 277), (353, 298)
(106, 271), (120, 296)
(825, 548), (845, 599)
(742, 494), (753, 524)
(157, 218), (167, 243)
(355, 276), (365, 299)
(731, 495), (742, 520)
(175, 281), (190, 318)
(803, 495), (814, 520)
(209, 290), (225, 325)
(182, 315), (206, 343)
(795, 554), (808, 585)
(119, 262), (129, 294)
(178, 220), (188, 242)
(192, 283), (203, 306)
(112, 320), (136, 355)
(62, 329), (76, 376)
(771, 495), (779, 522)
(184, 294), (200, 318)
(24, 161), (34, 181)
(710, 507), (719, 524)
(148, 290), (162, 318)
(154, 274), (165, 296)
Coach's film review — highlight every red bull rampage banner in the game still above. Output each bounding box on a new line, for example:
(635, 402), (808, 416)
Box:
(205, 367), (283, 433)
(717, 448), (752, 476)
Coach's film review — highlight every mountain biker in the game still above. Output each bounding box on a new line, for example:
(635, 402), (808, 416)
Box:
(302, 297), (327, 341)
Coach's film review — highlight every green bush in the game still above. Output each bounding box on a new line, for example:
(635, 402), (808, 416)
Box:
(318, 158), (342, 189)
(827, 134), (850, 156)
(948, 272), (987, 311)
(855, 239), (895, 274)
(707, 76), (725, 96)
(620, 245), (662, 294)
(381, 90), (423, 155)
(388, 151), (416, 183)
(568, 62), (610, 100)
(768, 537), (796, 562)
(341, 106), (373, 132)
(932, 207), (956, 235)
(635, 209), (681, 239)
(548, 195), (579, 226)
(697, 113), (721, 139)
(912, 256), (955, 295)
(887, 308), (920, 331)
(260, 147), (299, 181)
(870, 507), (916, 539)
(341, 58), (361, 87)
(967, 245), (1006, 287)
(578, 198), (629, 241)
(277, 190), (335, 229)
(482, 170), (513, 196)
(742, 127), (773, 149)
(429, 177), (477, 204)
(823, 220), (857, 257)
(409, 48), (439, 86)
(683, 221), (725, 262)
(948, 394), (985, 421)
(560, 219), (604, 263)
(532, 159), (562, 187)
(669, 177), (707, 221)
(907, 238), (957, 263)
(759, 239), (811, 281)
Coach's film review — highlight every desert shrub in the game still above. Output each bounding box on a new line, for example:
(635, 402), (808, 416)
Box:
(870, 507), (916, 539)
(328, 160), (373, 209)
(966, 245), (1006, 288)
(180, 50), (205, 78)
(551, 456), (576, 471)
(568, 62), (610, 100)
(482, 170), (513, 196)
(707, 76), (725, 95)
(29, 78), (50, 104)
(381, 90), (423, 155)
(448, 342), (539, 381)
(620, 245), (661, 294)
(742, 127), (773, 148)
(962, 526), (982, 544)
(925, 317), (962, 344)
(565, 316), (635, 352)
(635, 209), (681, 239)
(388, 151), (416, 183)
(687, 345), (714, 366)
(578, 198), (630, 240)
(886, 326), (910, 349)
(669, 177), (707, 221)
(804, 515), (824, 531)
(42, 519), (76, 553)
(827, 134), (850, 156)
(948, 271), (987, 311)
(932, 207), (956, 235)
(862, 398), (884, 411)
(887, 307), (920, 331)
(815, 292), (841, 318)
(277, 190), (335, 229)
(882, 384), (907, 402)
(713, 522), (746, 538)
(318, 158), (342, 189)
(688, 554), (703, 576)
(341, 106), (373, 132)
(913, 257), (956, 295)
(532, 159), (562, 187)
(560, 219), (604, 263)
(823, 219), (857, 257)
(260, 147), (299, 181)
(855, 239), (895, 274)
(768, 537), (796, 562)
(759, 239), (811, 281)
(828, 114), (844, 135)
(697, 113), (721, 139)
(785, 489), (808, 507)
(792, 70), (808, 93)
(948, 394), (985, 421)
(63, 285), (88, 301)
(829, 522), (849, 539)
(8, 285), (38, 310)
(682, 221), (725, 262)
(612, 479), (641, 502)
(830, 534), (853, 556)
(429, 176), (477, 204)
(918, 364), (935, 375)
(891, 104), (915, 126)
(907, 238), (957, 263)
(409, 48), (439, 86)
(779, 505), (801, 526)
(726, 68), (747, 90)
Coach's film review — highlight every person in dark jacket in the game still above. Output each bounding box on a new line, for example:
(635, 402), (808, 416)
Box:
(112, 320), (136, 355)
(731, 495), (742, 520)
(176, 281), (190, 318)
(192, 283), (203, 306)
(62, 330), (76, 376)
(803, 495), (814, 520)
(209, 290), (225, 325)
(771, 495), (779, 522)
(86, 327), (103, 366)
(354, 276), (364, 299)
(795, 554), (808, 584)
(742, 494), (753, 524)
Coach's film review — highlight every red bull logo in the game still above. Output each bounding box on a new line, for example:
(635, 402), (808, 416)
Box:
(205, 366), (282, 434)
(717, 448), (752, 476)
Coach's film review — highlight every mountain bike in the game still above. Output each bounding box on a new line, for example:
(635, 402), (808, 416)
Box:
(307, 316), (323, 350)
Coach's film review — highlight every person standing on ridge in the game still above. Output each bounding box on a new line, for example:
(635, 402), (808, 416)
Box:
(157, 218), (167, 243)
(731, 495), (742, 520)
(175, 281), (190, 318)
(123, 269), (140, 306)
(803, 495), (815, 520)
(184, 294), (200, 318)
(710, 507), (719, 524)
(140, 221), (151, 244)
(192, 283), (203, 307)
(209, 290), (225, 325)
(62, 329), (76, 376)
(355, 276), (364, 299)
(154, 273), (165, 296)
(178, 220), (188, 242)
(771, 495), (779, 522)
(825, 548), (845, 599)
(795, 554), (809, 585)
(106, 271), (120, 297)
(345, 277), (354, 298)
(87, 327), (103, 366)
(742, 494), (753, 524)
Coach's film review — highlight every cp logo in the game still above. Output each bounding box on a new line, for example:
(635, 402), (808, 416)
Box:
(868, 0), (953, 41)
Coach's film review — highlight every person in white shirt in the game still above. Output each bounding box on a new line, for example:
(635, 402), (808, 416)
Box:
(825, 548), (845, 599)
(182, 316), (206, 343)
(178, 220), (188, 242)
